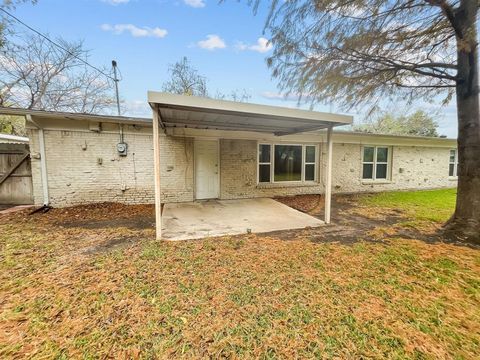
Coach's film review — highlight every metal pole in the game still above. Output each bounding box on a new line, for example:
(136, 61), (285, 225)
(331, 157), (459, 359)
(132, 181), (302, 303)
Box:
(325, 126), (333, 224)
(112, 60), (121, 116)
(152, 105), (162, 240)
(112, 60), (124, 143)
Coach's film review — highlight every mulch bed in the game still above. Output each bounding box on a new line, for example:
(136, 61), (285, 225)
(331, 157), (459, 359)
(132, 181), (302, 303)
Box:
(275, 194), (324, 214)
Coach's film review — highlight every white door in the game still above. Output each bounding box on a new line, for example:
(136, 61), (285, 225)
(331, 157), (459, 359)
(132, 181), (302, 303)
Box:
(195, 140), (219, 200)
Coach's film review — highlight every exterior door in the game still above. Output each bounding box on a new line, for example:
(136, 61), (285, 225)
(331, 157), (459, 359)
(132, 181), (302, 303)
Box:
(194, 140), (219, 200)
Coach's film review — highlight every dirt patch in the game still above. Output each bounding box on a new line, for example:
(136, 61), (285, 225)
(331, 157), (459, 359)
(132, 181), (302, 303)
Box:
(275, 194), (447, 244)
(82, 235), (139, 255)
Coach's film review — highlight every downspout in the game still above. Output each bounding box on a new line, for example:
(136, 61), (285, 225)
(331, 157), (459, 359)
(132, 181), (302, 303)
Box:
(26, 114), (50, 207)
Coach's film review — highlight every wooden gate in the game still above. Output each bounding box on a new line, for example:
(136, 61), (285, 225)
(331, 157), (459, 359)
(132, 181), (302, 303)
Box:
(0, 143), (33, 205)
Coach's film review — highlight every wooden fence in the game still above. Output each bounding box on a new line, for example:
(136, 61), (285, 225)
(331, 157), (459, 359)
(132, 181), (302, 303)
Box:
(0, 143), (33, 205)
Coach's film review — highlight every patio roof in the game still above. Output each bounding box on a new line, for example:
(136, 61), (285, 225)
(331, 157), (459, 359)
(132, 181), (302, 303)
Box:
(148, 91), (341, 240)
(148, 91), (352, 136)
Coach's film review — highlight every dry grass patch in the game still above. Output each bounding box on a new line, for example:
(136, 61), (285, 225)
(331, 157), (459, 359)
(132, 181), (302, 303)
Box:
(1, 205), (479, 359)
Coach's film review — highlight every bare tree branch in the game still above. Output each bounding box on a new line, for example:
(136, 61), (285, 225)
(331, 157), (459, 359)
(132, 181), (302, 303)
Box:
(0, 33), (116, 113)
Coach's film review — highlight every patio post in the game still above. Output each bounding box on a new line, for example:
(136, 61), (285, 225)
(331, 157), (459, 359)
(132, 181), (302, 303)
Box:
(324, 126), (333, 224)
(152, 105), (162, 240)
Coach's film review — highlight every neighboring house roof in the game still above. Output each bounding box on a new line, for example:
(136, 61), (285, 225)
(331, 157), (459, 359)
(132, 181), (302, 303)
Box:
(0, 133), (29, 144)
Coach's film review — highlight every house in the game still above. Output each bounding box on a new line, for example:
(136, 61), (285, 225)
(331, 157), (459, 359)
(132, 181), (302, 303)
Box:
(0, 92), (458, 238)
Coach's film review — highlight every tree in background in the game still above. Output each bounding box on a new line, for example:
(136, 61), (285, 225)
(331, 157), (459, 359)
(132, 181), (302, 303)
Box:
(0, 1), (37, 46)
(162, 56), (251, 101)
(0, 33), (116, 113)
(355, 110), (439, 137)
(214, 88), (252, 102)
(0, 114), (24, 135)
(162, 57), (208, 97)
(247, 0), (479, 242)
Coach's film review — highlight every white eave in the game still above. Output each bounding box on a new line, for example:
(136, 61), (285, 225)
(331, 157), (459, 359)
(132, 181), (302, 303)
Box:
(0, 133), (29, 144)
(0, 107), (151, 126)
(148, 91), (353, 136)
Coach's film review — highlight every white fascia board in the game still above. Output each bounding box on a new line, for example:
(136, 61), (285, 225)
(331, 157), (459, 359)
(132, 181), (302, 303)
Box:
(0, 107), (151, 126)
(148, 91), (353, 125)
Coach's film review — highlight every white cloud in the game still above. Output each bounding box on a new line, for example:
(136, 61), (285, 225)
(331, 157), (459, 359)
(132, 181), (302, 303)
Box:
(101, 0), (130, 5)
(184, 0), (206, 8)
(101, 24), (167, 38)
(236, 37), (272, 53)
(197, 34), (226, 50)
(249, 37), (273, 53)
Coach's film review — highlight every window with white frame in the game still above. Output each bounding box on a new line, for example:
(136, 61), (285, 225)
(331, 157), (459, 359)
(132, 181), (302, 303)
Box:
(258, 143), (317, 183)
(449, 149), (458, 177)
(258, 144), (272, 182)
(304, 145), (316, 181)
(362, 146), (390, 180)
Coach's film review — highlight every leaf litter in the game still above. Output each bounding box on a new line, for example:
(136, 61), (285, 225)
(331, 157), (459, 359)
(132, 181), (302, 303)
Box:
(0, 195), (479, 359)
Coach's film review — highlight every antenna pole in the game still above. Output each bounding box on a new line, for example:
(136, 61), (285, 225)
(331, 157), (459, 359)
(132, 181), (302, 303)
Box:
(112, 60), (121, 116)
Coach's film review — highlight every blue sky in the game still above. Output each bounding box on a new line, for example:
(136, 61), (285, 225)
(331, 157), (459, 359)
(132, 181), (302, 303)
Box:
(11, 0), (458, 137)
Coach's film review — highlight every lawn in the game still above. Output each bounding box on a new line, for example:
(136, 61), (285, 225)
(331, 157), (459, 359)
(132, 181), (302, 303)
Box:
(360, 188), (457, 223)
(1, 190), (479, 359)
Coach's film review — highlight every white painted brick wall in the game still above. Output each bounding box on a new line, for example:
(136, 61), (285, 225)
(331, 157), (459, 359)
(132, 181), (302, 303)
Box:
(326, 143), (457, 193)
(219, 139), (456, 199)
(29, 128), (193, 207)
(28, 127), (456, 207)
(220, 139), (324, 199)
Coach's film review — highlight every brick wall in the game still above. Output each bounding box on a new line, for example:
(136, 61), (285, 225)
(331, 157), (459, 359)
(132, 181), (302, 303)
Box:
(29, 128), (193, 207)
(219, 139), (456, 199)
(220, 139), (324, 199)
(325, 142), (456, 194)
(28, 126), (456, 207)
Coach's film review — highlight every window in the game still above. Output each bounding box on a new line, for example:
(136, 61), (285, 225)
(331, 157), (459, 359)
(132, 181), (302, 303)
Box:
(305, 146), (316, 181)
(362, 146), (390, 180)
(274, 145), (302, 181)
(258, 143), (317, 183)
(449, 149), (458, 177)
(258, 144), (271, 182)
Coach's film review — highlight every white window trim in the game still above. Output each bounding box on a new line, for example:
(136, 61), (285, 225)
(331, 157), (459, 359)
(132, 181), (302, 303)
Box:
(449, 149), (458, 178)
(304, 145), (317, 182)
(362, 145), (392, 181)
(258, 143), (272, 183)
(257, 142), (319, 184)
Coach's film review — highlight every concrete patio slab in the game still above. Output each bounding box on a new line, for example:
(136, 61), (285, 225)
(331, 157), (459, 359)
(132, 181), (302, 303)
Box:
(162, 198), (324, 240)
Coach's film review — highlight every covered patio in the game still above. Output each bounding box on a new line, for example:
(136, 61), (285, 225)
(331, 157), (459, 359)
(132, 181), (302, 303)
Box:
(148, 91), (353, 240)
(161, 198), (325, 241)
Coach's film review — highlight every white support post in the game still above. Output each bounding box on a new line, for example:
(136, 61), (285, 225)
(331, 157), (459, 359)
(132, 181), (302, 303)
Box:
(27, 115), (49, 206)
(324, 126), (333, 224)
(152, 105), (162, 240)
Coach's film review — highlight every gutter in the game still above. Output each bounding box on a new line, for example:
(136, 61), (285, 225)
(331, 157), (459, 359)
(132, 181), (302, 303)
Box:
(26, 114), (50, 207)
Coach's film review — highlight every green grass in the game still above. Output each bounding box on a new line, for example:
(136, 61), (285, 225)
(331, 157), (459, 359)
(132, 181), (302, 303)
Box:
(360, 188), (457, 223)
(1, 192), (479, 359)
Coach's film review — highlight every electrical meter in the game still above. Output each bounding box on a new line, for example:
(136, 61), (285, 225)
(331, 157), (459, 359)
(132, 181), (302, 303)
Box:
(117, 142), (128, 156)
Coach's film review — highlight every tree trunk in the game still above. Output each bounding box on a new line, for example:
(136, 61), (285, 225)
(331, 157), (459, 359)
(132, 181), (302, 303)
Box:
(444, 0), (480, 243)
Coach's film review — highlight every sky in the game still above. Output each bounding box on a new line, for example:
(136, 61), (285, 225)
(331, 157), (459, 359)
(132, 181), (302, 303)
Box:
(9, 0), (458, 137)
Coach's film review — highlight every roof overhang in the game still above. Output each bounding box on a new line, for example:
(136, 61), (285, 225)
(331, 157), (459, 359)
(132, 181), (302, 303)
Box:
(0, 133), (29, 144)
(148, 91), (353, 136)
(0, 107), (152, 126)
